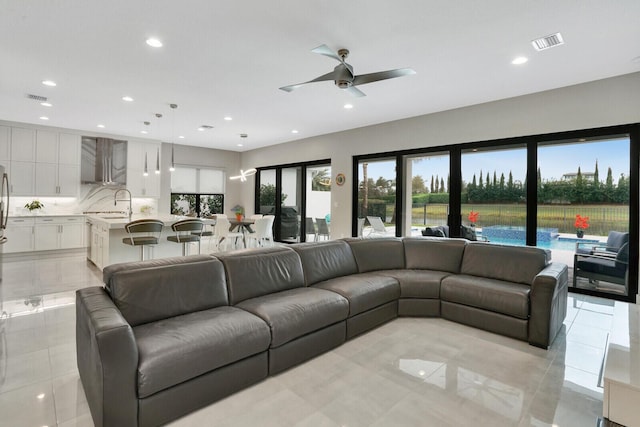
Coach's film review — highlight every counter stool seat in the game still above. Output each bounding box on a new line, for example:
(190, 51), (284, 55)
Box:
(168, 219), (204, 255)
(122, 219), (164, 261)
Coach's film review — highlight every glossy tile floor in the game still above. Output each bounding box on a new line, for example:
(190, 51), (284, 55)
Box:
(0, 251), (621, 426)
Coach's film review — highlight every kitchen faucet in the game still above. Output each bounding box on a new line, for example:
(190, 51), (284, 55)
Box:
(114, 188), (133, 221)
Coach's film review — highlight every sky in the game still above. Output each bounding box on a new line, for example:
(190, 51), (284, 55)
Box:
(360, 137), (629, 187)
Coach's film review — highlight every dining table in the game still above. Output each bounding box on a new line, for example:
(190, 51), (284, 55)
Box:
(228, 219), (255, 247)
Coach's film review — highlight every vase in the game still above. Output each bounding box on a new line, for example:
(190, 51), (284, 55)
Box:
(576, 229), (584, 238)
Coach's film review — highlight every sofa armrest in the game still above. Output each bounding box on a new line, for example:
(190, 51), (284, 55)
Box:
(528, 263), (569, 348)
(76, 287), (139, 427)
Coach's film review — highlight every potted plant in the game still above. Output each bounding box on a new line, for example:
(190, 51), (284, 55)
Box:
(24, 200), (44, 214)
(575, 214), (589, 238)
(232, 205), (244, 221)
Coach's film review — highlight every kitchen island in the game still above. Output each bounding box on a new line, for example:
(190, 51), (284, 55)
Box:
(86, 214), (212, 270)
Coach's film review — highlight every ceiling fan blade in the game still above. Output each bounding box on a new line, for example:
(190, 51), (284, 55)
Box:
(345, 86), (366, 97)
(352, 68), (416, 86)
(311, 44), (344, 63)
(279, 71), (336, 92)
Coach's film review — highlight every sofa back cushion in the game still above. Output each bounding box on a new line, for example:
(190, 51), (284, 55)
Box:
(345, 238), (405, 273)
(291, 240), (358, 286)
(403, 237), (467, 273)
(104, 256), (228, 326)
(460, 243), (549, 285)
(218, 247), (305, 304)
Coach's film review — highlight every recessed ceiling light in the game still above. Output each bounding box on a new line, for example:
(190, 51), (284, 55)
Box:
(122, 96), (134, 102)
(146, 38), (163, 48)
(291, 129), (299, 134)
(140, 130), (148, 134)
(511, 56), (528, 65)
(40, 102), (52, 107)
(178, 135), (185, 139)
(37, 393), (46, 399)
(344, 104), (354, 109)
(237, 143), (244, 147)
(42, 80), (56, 87)
(197, 127), (205, 131)
(97, 124), (105, 128)
(224, 116), (233, 121)
(39, 116), (49, 120)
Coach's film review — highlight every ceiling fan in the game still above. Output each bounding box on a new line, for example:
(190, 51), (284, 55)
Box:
(279, 44), (416, 97)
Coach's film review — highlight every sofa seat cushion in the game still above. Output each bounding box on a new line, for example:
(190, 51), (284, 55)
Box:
(377, 269), (450, 299)
(237, 287), (349, 348)
(313, 272), (400, 316)
(133, 306), (270, 398)
(441, 275), (530, 320)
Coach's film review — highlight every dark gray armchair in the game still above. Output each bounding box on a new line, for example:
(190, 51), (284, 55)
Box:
(573, 234), (629, 290)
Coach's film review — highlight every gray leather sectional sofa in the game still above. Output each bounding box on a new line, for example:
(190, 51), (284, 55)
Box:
(76, 237), (568, 427)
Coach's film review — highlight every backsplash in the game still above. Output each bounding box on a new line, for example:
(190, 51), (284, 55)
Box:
(10, 184), (158, 216)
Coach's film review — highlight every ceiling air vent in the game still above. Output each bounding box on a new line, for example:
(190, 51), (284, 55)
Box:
(26, 93), (48, 102)
(531, 33), (564, 51)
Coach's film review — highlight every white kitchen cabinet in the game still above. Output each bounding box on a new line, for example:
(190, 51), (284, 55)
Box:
(34, 216), (85, 251)
(89, 221), (109, 269)
(0, 125), (10, 161)
(10, 127), (36, 162)
(3, 217), (35, 253)
(9, 160), (35, 195)
(35, 163), (79, 196)
(34, 132), (80, 196)
(127, 141), (161, 197)
(35, 130), (58, 163)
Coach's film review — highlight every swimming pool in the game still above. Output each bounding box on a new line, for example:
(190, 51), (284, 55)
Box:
(479, 235), (601, 251)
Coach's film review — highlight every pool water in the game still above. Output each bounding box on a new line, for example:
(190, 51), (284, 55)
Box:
(480, 235), (601, 251)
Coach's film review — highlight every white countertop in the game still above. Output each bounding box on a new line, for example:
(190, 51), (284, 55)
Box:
(11, 213), (86, 218)
(86, 214), (211, 230)
(604, 302), (640, 390)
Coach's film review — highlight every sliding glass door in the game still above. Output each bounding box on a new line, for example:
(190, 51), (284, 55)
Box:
(256, 160), (330, 243)
(537, 135), (630, 297)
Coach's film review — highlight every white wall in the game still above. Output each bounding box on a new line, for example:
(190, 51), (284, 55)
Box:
(239, 72), (640, 239)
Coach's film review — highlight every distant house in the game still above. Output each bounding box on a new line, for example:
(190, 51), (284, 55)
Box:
(562, 171), (596, 181)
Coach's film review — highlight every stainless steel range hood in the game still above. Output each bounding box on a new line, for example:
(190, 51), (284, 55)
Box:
(81, 137), (127, 185)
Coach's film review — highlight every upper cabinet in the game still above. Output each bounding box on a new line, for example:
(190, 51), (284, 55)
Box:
(0, 125), (10, 161)
(7, 126), (81, 196)
(127, 141), (161, 197)
(35, 132), (80, 196)
(10, 127), (36, 162)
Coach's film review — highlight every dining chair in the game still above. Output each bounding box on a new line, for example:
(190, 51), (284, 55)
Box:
(246, 217), (275, 248)
(213, 217), (243, 251)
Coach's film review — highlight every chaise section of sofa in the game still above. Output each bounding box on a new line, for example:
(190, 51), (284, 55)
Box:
(440, 242), (568, 348)
(216, 246), (350, 374)
(77, 255), (271, 427)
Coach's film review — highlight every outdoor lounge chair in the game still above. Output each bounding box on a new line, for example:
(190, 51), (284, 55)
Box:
(573, 241), (629, 290)
(575, 230), (629, 256)
(366, 216), (389, 237)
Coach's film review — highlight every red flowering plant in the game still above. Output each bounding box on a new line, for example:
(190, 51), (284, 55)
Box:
(574, 214), (589, 231)
(468, 210), (479, 227)
(574, 214), (589, 237)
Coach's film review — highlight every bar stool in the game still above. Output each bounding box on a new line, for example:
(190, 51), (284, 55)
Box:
(167, 218), (204, 255)
(191, 219), (215, 252)
(122, 219), (164, 261)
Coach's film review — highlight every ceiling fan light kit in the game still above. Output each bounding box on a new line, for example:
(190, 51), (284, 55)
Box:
(279, 44), (415, 97)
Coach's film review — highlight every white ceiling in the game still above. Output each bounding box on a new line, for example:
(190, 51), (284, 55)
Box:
(1, 1), (639, 152)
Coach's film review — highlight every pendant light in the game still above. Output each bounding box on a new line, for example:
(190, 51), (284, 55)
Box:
(154, 113), (162, 175)
(169, 103), (177, 172)
(143, 152), (148, 176)
(230, 134), (257, 182)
